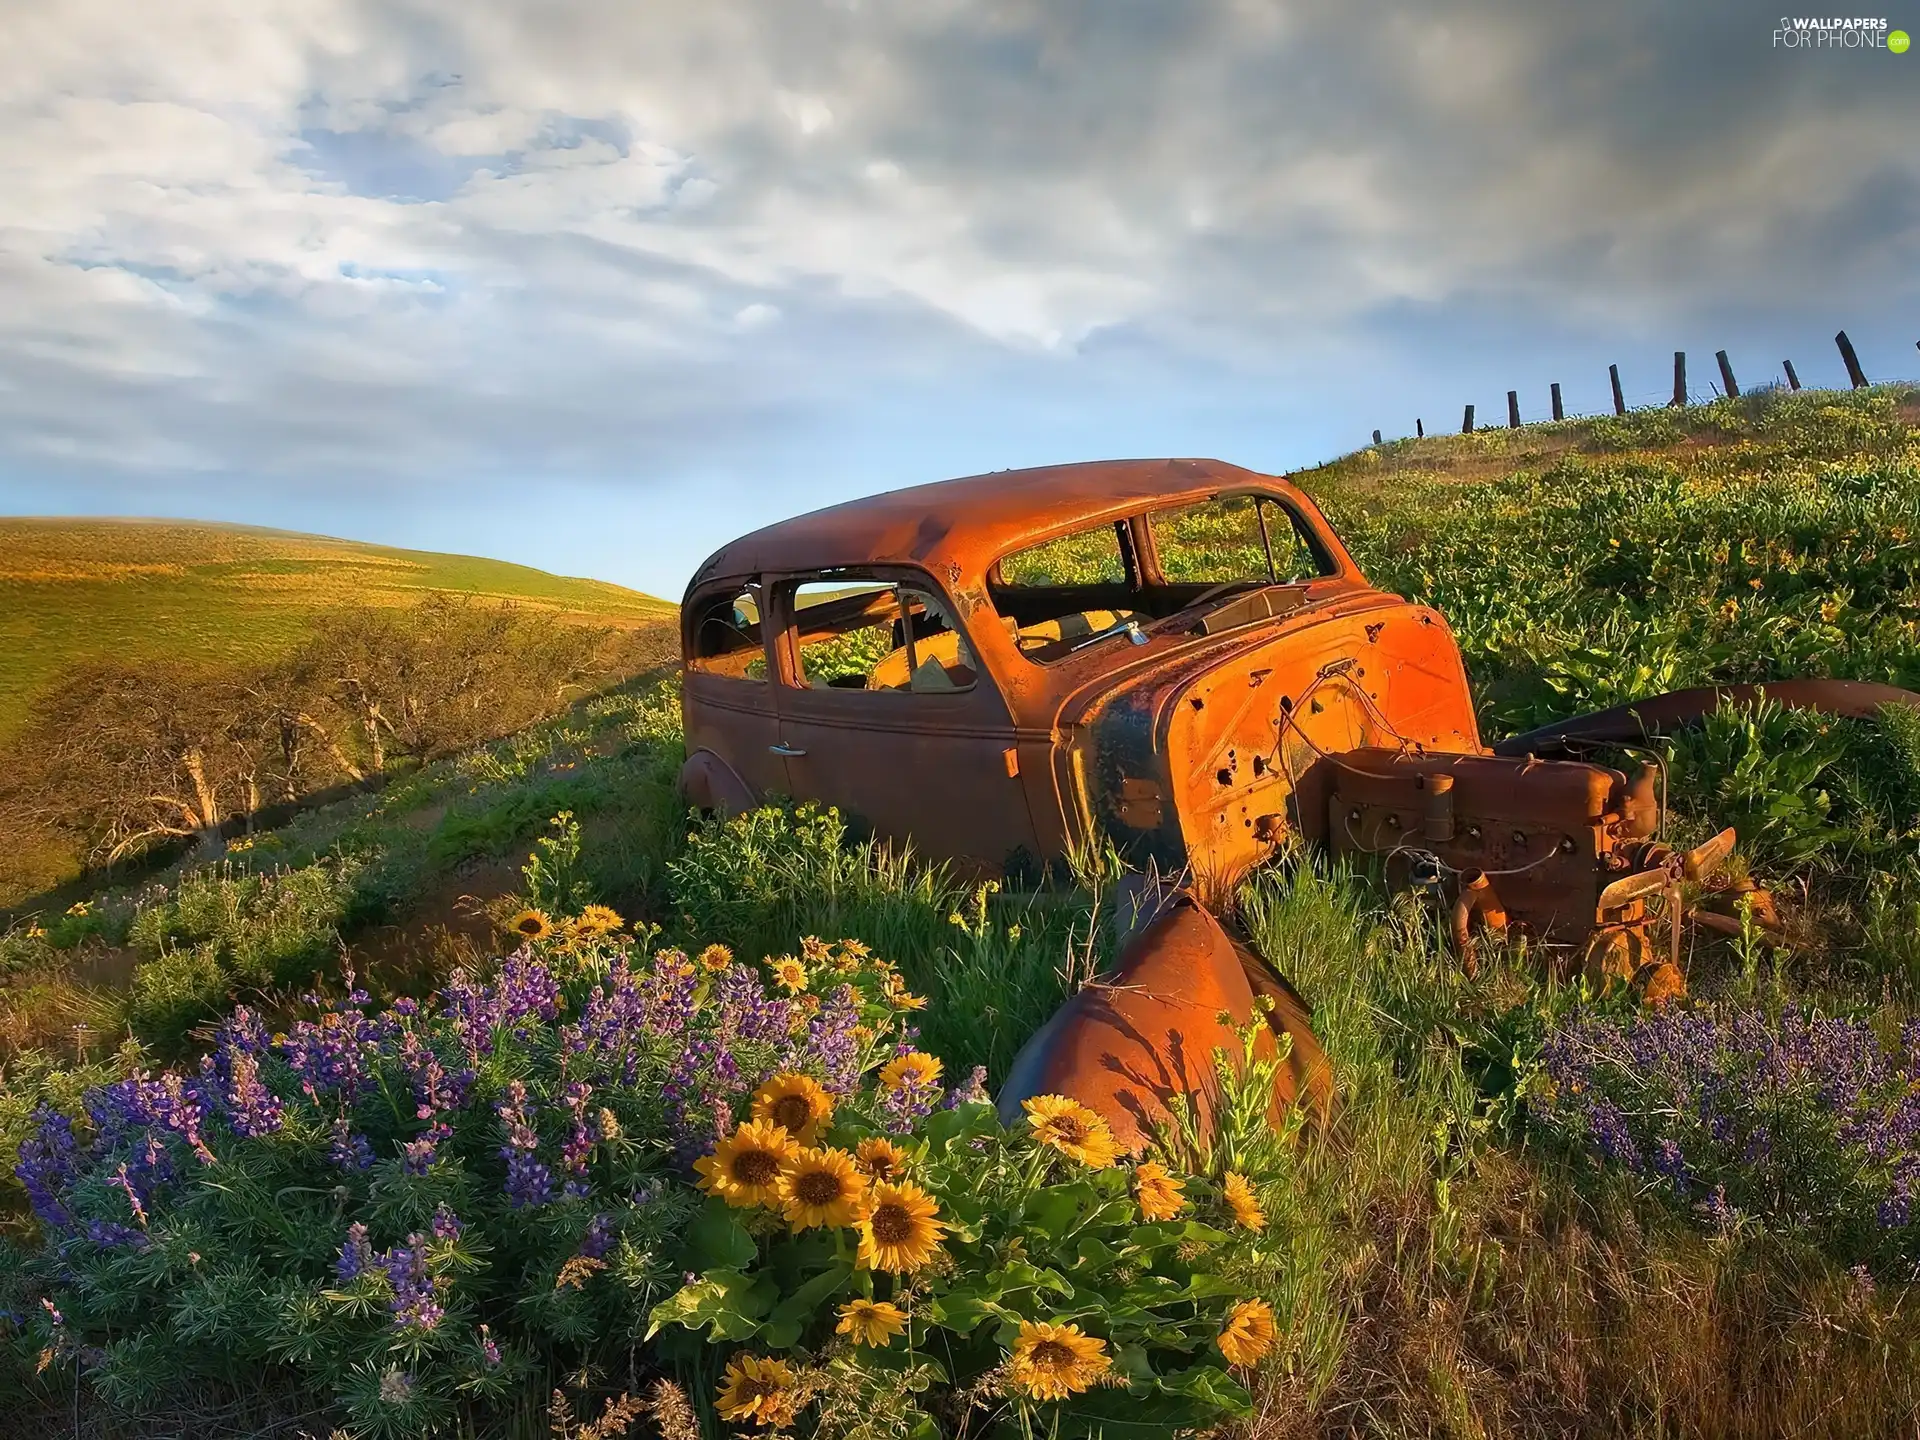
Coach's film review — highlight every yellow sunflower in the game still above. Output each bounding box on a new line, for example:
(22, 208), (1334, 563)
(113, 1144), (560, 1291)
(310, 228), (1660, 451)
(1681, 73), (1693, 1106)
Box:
(879, 1052), (943, 1091)
(837, 938), (871, 963)
(856, 1180), (947, 1273)
(698, 943), (734, 973)
(751, 1072), (835, 1145)
(574, 903), (625, 934)
(1218, 1298), (1278, 1367)
(778, 1146), (866, 1230)
(770, 956), (809, 993)
(506, 908), (553, 942)
(1223, 1171), (1266, 1232)
(715, 1354), (797, 1428)
(1007, 1320), (1111, 1401)
(1022, 1095), (1121, 1170)
(853, 1136), (909, 1182)
(693, 1121), (797, 1209)
(1133, 1160), (1188, 1222)
(800, 935), (833, 964)
(835, 1298), (907, 1348)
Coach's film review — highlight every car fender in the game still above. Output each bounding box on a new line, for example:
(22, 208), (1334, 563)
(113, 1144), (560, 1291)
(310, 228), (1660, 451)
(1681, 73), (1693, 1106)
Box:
(677, 749), (757, 816)
(998, 892), (1331, 1153)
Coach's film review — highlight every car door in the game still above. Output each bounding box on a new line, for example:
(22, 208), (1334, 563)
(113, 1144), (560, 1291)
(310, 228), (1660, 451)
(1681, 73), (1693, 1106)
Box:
(681, 577), (790, 802)
(766, 569), (1039, 875)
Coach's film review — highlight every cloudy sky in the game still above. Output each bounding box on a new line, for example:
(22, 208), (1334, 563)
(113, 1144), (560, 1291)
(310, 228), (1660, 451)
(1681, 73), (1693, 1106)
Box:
(1, 1), (1915, 597)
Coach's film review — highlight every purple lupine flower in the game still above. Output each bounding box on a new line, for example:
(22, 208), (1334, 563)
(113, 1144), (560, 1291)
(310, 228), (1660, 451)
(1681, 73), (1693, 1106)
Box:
(1537, 1000), (1920, 1251)
(479, 1325), (501, 1367)
(109, 1163), (148, 1228)
(221, 1049), (284, 1138)
(156, 1073), (216, 1165)
(944, 1065), (991, 1109)
(328, 1117), (375, 1172)
(787, 984), (863, 1095)
(505, 1152), (556, 1208)
(401, 1134), (440, 1177)
(215, 1005), (273, 1057)
(15, 1106), (80, 1232)
(336, 1222), (376, 1281)
(280, 998), (383, 1104)
(579, 1212), (615, 1260)
(558, 1081), (596, 1181)
(430, 1204), (463, 1242)
(497, 1081), (555, 1207)
(381, 1238), (445, 1332)
(83, 1219), (149, 1251)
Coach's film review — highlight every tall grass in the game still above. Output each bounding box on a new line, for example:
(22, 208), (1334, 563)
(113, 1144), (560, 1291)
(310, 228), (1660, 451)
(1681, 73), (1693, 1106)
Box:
(665, 802), (1107, 1084)
(1235, 858), (1920, 1437)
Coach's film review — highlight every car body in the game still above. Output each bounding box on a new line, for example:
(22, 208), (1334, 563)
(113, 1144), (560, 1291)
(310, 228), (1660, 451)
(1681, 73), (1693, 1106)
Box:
(680, 458), (1664, 947)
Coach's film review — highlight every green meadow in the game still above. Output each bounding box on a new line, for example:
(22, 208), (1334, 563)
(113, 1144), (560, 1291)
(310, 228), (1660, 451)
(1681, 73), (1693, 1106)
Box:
(0, 518), (673, 745)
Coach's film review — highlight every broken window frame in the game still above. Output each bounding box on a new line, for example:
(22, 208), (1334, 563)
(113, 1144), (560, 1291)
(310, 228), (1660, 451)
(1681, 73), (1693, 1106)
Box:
(770, 567), (984, 695)
(684, 578), (771, 683)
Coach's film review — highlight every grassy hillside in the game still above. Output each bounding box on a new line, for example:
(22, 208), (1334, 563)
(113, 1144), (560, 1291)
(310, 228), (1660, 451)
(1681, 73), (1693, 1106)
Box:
(1, 385), (1918, 1438)
(0, 518), (675, 744)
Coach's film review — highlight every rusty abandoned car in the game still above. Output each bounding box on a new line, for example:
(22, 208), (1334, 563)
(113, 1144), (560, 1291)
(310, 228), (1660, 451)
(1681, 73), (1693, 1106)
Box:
(679, 458), (1920, 1148)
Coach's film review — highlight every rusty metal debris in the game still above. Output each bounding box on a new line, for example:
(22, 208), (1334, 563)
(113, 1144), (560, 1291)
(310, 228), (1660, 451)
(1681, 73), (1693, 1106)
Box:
(679, 459), (1920, 1150)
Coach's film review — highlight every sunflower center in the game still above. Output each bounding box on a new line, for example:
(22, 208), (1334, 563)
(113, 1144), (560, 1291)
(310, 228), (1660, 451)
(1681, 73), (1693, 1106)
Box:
(730, 1149), (781, 1186)
(794, 1170), (843, 1205)
(1031, 1341), (1076, 1370)
(1052, 1116), (1089, 1144)
(870, 1201), (914, 1242)
(769, 1096), (814, 1132)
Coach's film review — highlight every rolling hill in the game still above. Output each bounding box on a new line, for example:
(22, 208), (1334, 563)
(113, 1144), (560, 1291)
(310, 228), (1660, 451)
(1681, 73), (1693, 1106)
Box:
(0, 517), (676, 744)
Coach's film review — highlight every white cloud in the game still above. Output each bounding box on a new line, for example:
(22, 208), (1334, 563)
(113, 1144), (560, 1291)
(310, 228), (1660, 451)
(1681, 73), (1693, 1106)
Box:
(0, 0), (1915, 587)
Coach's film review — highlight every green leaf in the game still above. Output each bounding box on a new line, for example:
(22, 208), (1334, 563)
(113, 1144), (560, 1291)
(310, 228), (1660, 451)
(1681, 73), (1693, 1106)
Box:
(1023, 1180), (1098, 1236)
(683, 1199), (758, 1271)
(1051, 1384), (1231, 1436)
(761, 1262), (853, 1350)
(920, 1101), (1003, 1153)
(645, 1269), (776, 1341)
(1159, 1362), (1254, 1414)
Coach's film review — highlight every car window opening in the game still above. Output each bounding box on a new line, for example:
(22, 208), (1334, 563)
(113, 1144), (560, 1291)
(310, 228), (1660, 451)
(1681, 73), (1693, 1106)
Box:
(789, 579), (977, 693)
(988, 496), (1333, 663)
(688, 584), (768, 682)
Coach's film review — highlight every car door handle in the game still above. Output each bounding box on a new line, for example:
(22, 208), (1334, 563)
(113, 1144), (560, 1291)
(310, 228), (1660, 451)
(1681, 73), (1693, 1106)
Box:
(769, 743), (807, 757)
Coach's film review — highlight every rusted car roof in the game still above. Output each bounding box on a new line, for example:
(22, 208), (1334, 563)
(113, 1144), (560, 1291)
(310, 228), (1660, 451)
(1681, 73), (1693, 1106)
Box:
(689, 457), (1289, 583)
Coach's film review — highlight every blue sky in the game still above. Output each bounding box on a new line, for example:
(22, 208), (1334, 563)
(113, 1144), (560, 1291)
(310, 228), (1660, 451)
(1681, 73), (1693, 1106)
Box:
(1, 1), (1916, 599)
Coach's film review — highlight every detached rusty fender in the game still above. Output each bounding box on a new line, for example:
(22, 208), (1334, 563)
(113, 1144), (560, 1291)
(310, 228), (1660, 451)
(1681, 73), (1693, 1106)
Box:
(998, 895), (1332, 1154)
(1495, 680), (1920, 756)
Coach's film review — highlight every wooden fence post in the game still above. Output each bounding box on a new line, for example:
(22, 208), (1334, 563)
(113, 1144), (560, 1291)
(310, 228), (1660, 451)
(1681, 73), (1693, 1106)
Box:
(1507, 390), (1520, 428)
(1716, 350), (1739, 398)
(1836, 331), (1868, 388)
(1550, 382), (1564, 421)
(1416, 418), (1424, 437)
(1784, 359), (1801, 390)
(1609, 364), (1626, 415)
(1372, 429), (1382, 445)
(1463, 404), (1475, 434)
(1671, 351), (1687, 407)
